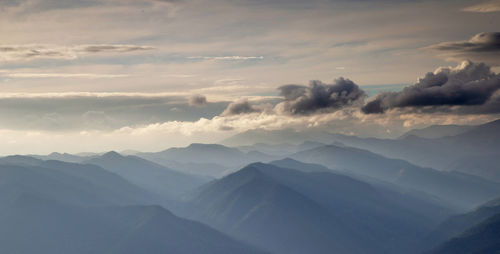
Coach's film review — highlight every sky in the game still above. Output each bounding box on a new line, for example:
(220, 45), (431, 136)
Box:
(0, 0), (499, 154)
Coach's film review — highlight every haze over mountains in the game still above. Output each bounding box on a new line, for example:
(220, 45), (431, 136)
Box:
(86, 151), (209, 200)
(3, 0), (499, 252)
(1, 118), (500, 253)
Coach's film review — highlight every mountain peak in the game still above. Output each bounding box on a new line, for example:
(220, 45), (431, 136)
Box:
(238, 163), (267, 175)
(101, 151), (123, 159)
(186, 143), (233, 151)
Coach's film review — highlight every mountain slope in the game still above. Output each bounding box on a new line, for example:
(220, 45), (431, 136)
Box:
(188, 164), (364, 254)
(237, 141), (327, 157)
(86, 151), (208, 199)
(291, 145), (500, 210)
(332, 119), (500, 171)
(221, 128), (337, 146)
(0, 162), (156, 206)
(0, 194), (266, 254)
(137, 143), (277, 177)
(270, 158), (331, 173)
(32, 152), (87, 163)
(423, 197), (500, 250)
(0, 158), (267, 254)
(446, 153), (500, 182)
(430, 212), (500, 254)
(186, 162), (452, 254)
(398, 124), (473, 139)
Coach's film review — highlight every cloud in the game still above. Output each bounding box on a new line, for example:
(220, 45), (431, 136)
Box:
(276, 77), (366, 115)
(0, 93), (228, 131)
(0, 0), (179, 14)
(187, 56), (264, 61)
(221, 99), (261, 116)
(362, 61), (500, 114)
(426, 32), (500, 65)
(2, 73), (128, 79)
(76, 44), (155, 53)
(0, 44), (155, 62)
(188, 94), (207, 106)
(462, 0), (500, 13)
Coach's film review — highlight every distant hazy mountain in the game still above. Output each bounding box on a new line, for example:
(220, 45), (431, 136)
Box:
(32, 152), (87, 163)
(291, 145), (500, 210)
(423, 197), (500, 251)
(446, 153), (500, 182)
(137, 143), (277, 177)
(0, 161), (157, 206)
(226, 119), (500, 176)
(185, 162), (452, 254)
(86, 151), (208, 200)
(271, 158), (455, 221)
(398, 124), (473, 139)
(236, 142), (298, 156)
(331, 119), (500, 171)
(430, 212), (500, 254)
(237, 141), (327, 157)
(157, 160), (230, 178)
(0, 155), (43, 167)
(270, 158), (331, 173)
(221, 128), (337, 146)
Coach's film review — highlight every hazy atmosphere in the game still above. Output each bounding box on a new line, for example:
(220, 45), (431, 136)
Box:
(1, 1), (500, 254)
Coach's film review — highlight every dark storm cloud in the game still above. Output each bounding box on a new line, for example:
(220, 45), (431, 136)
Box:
(221, 99), (261, 116)
(362, 61), (500, 114)
(427, 32), (500, 65)
(189, 95), (207, 107)
(277, 78), (366, 115)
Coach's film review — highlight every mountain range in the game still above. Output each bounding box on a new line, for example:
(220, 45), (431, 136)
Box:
(184, 162), (453, 254)
(85, 151), (209, 200)
(426, 197), (500, 254)
(290, 144), (500, 210)
(0, 158), (267, 254)
(1, 119), (499, 253)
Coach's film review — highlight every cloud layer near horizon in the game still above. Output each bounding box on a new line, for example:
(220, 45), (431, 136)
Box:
(0, 61), (497, 137)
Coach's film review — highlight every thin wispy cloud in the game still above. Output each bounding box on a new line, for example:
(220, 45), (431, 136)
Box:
(462, 0), (500, 13)
(3, 73), (129, 79)
(426, 32), (500, 65)
(188, 56), (264, 61)
(427, 33), (500, 53)
(0, 44), (155, 62)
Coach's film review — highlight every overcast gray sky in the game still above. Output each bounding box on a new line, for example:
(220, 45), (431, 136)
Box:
(0, 0), (499, 154)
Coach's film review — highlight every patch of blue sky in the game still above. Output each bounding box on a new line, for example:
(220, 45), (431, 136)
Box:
(360, 84), (408, 96)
